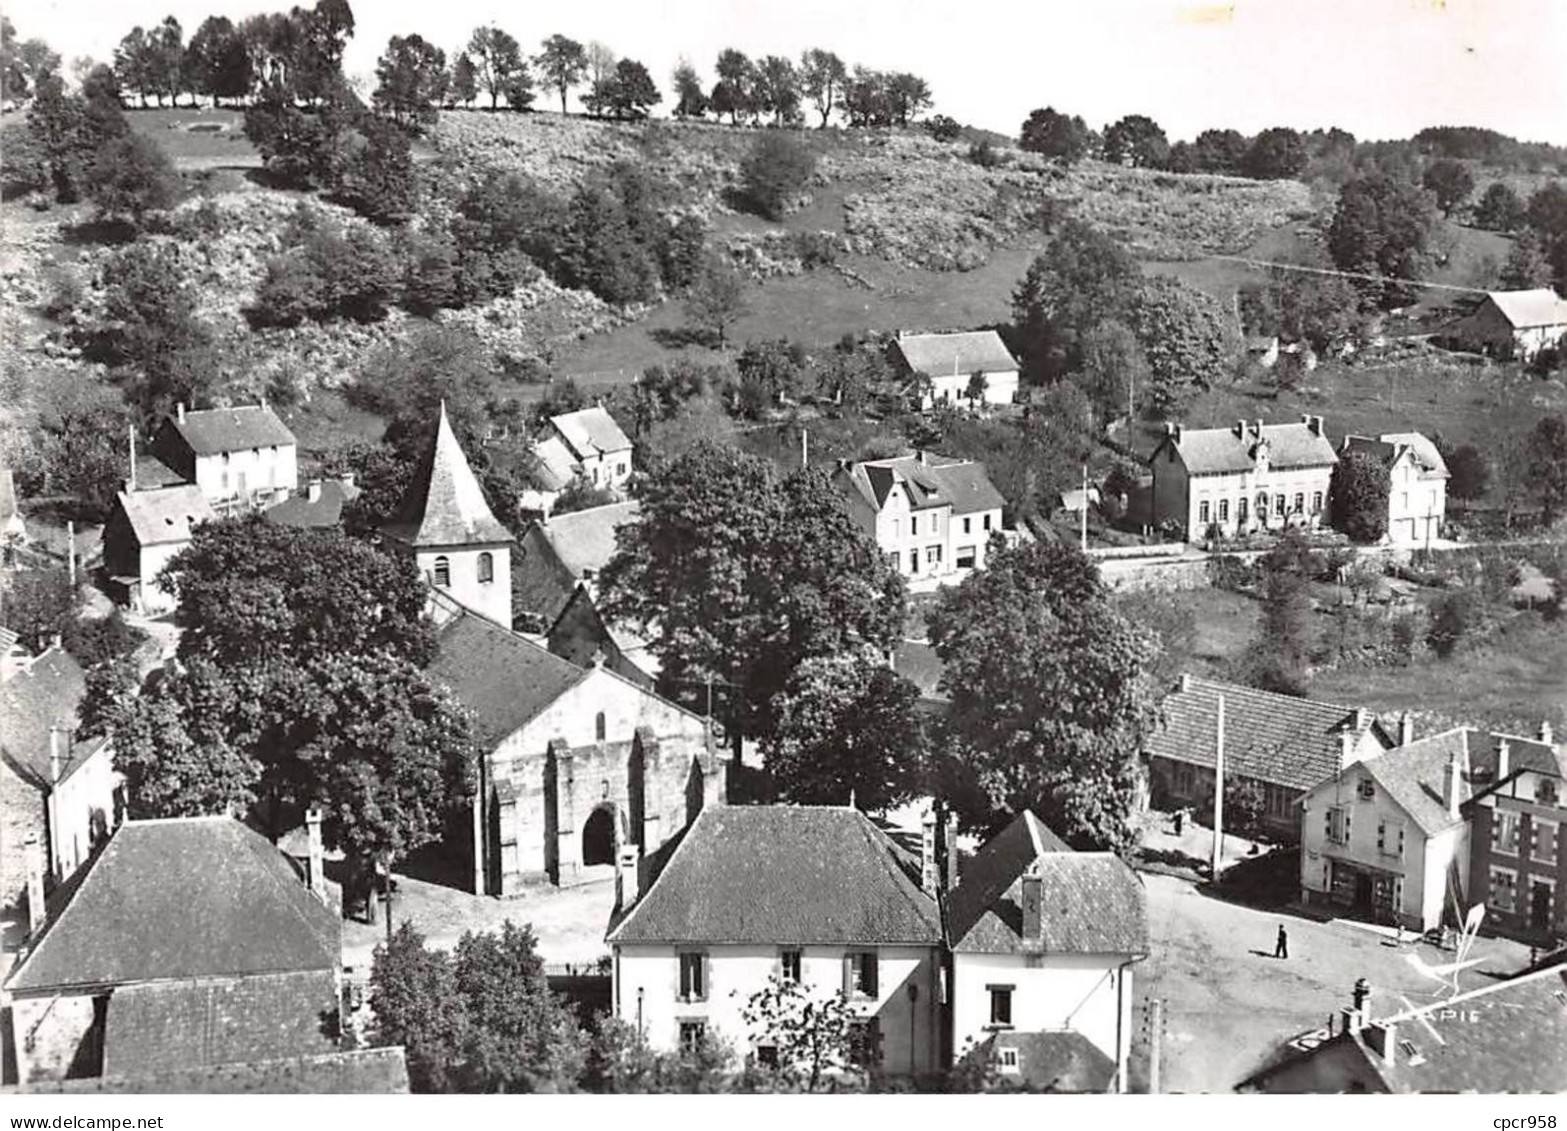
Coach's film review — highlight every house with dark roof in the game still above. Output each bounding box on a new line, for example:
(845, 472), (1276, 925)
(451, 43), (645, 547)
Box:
(149, 402), (297, 512)
(512, 501), (641, 631)
(947, 811), (1147, 1092)
(1149, 416), (1338, 540)
(1298, 719), (1473, 930)
(892, 330), (1019, 410)
(381, 403), (516, 630)
(1144, 674), (1395, 842)
(102, 483), (216, 615)
(4, 816), (341, 1085)
(547, 406), (634, 492)
(262, 475), (361, 530)
(1340, 432), (1448, 548)
(833, 451), (1010, 586)
(607, 804), (947, 1077)
(1450, 288), (1567, 361)
(1238, 957), (1567, 1093)
(1462, 722), (1565, 944)
(0, 646), (121, 918)
(428, 607), (720, 895)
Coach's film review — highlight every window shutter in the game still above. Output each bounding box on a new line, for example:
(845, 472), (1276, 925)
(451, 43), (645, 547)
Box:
(700, 954), (709, 1001)
(864, 953), (879, 999)
(842, 954), (855, 996)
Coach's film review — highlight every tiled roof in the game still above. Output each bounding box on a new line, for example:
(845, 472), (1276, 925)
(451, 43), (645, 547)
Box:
(262, 479), (361, 529)
(1355, 733), (1470, 836)
(551, 406), (633, 461)
(0, 646), (87, 787)
(837, 453), (1006, 516)
(894, 331), (1017, 377)
(966, 1031), (1116, 1093)
(1155, 420), (1338, 475)
(513, 503), (640, 624)
(166, 405), (296, 456)
(102, 970), (340, 1077)
(1145, 676), (1391, 793)
(6, 816), (339, 993)
(116, 484), (215, 547)
(949, 811), (1146, 955)
(428, 610), (589, 747)
(1485, 288), (1567, 330)
(608, 805), (944, 946)
(20, 1048), (411, 1094)
(382, 404), (514, 549)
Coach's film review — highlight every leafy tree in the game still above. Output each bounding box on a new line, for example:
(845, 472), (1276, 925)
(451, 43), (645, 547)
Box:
(661, 213), (708, 290)
(1018, 107), (1090, 162)
(1127, 277), (1234, 414)
(1474, 181), (1525, 231)
(604, 58), (660, 121)
(1329, 449), (1391, 543)
(149, 16), (185, 107)
(84, 131), (181, 226)
(683, 255), (749, 347)
(1189, 128), (1249, 174)
(799, 48), (846, 128)
(0, 567), (74, 653)
(582, 1017), (733, 1093)
(24, 370), (133, 520)
(1010, 219), (1141, 383)
(184, 16), (251, 106)
(1103, 114), (1169, 168)
(0, 20), (58, 100)
(884, 72), (932, 127)
(61, 611), (145, 672)
(535, 34), (586, 114)
(1422, 158), (1475, 217)
(1224, 777), (1267, 840)
(925, 114), (962, 143)
(1270, 268), (1365, 352)
(712, 48), (755, 125)
(466, 26), (527, 111)
(1527, 413), (1567, 525)
(1327, 174), (1439, 306)
(753, 55), (800, 126)
(670, 59), (707, 119)
(1499, 231), (1555, 290)
(739, 130), (816, 220)
(24, 71), (130, 202)
(1442, 442), (1490, 507)
(113, 27), (156, 106)
(1077, 319), (1147, 424)
(557, 182), (658, 303)
(735, 338), (807, 414)
(78, 656), (140, 741)
(841, 67), (892, 128)
(1241, 531), (1317, 695)
(600, 444), (905, 746)
(765, 654), (925, 811)
(1427, 589), (1475, 660)
(374, 34), (447, 131)
(1243, 127), (1307, 180)
(449, 53), (478, 107)
(291, 0), (356, 106)
(740, 976), (861, 1089)
(335, 114), (418, 223)
(927, 540), (1155, 850)
(369, 922), (469, 1092)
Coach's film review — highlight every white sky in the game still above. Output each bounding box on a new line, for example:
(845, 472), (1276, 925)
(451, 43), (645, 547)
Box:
(10, 0), (1567, 144)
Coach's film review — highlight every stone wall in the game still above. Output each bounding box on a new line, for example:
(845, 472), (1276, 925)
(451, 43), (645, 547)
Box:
(0, 762), (46, 910)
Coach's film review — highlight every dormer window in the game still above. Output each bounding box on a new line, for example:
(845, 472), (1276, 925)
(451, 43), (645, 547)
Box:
(1358, 778), (1375, 801)
(1538, 778), (1560, 805)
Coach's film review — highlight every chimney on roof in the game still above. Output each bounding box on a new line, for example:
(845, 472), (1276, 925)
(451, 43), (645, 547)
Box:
(1496, 739), (1510, 779)
(921, 808), (941, 897)
(49, 725), (62, 784)
(1340, 727), (1356, 770)
(304, 807), (326, 902)
(1363, 1020), (1398, 1065)
(25, 834), (46, 935)
(945, 811), (960, 892)
(1541, 721), (1555, 746)
(615, 844), (643, 913)
(341, 471), (356, 491)
(1254, 419), (1265, 438)
(1235, 420), (1246, 440)
(1021, 871), (1042, 942)
(1179, 673), (1192, 693)
(918, 450), (929, 466)
(177, 402), (186, 424)
(1399, 713), (1414, 748)
(1353, 707), (1370, 733)
(1443, 749), (1464, 819)
(1342, 977), (1371, 1034)
(306, 478), (322, 503)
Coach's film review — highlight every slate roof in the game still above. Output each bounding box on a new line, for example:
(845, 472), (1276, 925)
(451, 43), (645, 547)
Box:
(894, 331), (1018, 376)
(133, 455), (188, 489)
(1145, 676), (1392, 793)
(528, 435), (578, 492)
(262, 479), (362, 529)
(837, 453), (1006, 516)
(428, 610), (589, 748)
(1154, 420), (1339, 476)
(608, 805), (944, 946)
(166, 405), (296, 456)
(1341, 433), (1450, 480)
(102, 970), (340, 1077)
(1352, 734), (1470, 836)
(948, 811), (1146, 955)
(1485, 288), (1567, 330)
(513, 503), (641, 624)
(551, 406), (633, 461)
(1378, 432), (1448, 478)
(6, 816), (339, 994)
(966, 1031), (1116, 1093)
(115, 484), (215, 548)
(382, 403), (514, 549)
(18, 1048), (411, 1095)
(0, 646), (87, 788)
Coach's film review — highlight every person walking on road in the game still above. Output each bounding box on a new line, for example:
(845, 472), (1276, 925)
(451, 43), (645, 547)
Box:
(1274, 924), (1289, 960)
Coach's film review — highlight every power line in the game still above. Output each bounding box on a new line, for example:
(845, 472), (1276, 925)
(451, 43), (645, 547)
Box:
(1205, 255), (1491, 296)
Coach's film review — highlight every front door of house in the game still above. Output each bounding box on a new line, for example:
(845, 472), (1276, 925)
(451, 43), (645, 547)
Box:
(1354, 873), (1373, 912)
(1531, 882), (1553, 931)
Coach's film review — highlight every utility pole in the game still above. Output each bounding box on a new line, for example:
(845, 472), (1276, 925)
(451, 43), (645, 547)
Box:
(1212, 694), (1226, 880)
(1080, 464), (1089, 553)
(66, 521), (76, 588)
(1148, 998), (1163, 1095)
(801, 427), (808, 469)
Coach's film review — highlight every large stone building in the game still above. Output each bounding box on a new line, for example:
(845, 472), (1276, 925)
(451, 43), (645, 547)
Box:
(1149, 417), (1338, 540)
(382, 403), (517, 630)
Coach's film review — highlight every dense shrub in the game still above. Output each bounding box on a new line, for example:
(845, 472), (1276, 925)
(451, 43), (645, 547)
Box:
(739, 132), (817, 221)
(1427, 589), (1475, 659)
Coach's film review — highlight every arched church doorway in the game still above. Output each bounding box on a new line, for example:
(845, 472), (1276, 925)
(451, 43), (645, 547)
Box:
(582, 804), (619, 866)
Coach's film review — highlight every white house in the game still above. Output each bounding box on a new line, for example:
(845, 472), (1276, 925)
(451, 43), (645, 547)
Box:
(102, 484), (216, 615)
(946, 811), (1147, 1092)
(149, 402), (298, 512)
(893, 330), (1019, 409)
(606, 805), (947, 1077)
(1298, 719), (1471, 932)
(1451, 288), (1567, 360)
(833, 451), (1010, 585)
(1339, 432), (1449, 548)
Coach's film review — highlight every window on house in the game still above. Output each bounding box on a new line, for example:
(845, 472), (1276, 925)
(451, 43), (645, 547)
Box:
(1401, 492), (1410, 510)
(1531, 821), (1558, 864)
(433, 556), (451, 587)
(983, 514), (992, 531)
(848, 1018), (882, 1068)
(911, 516), (919, 536)
(1275, 493), (1287, 517)
(846, 952), (878, 999)
(1489, 869), (1516, 911)
(956, 545), (977, 569)
(1313, 492), (1324, 513)
(1218, 499), (1230, 523)
(1238, 497), (1249, 524)
(1359, 778), (1375, 800)
(927, 545), (941, 565)
(1199, 500), (1211, 524)
(999, 1047), (1020, 1073)
(678, 952), (706, 1002)
(1257, 493), (1269, 517)
(1538, 779), (1560, 805)
(1293, 493), (1304, 514)
(595, 712), (607, 742)
(478, 552), (494, 584)
(1327, 807), (1350, 845)
(988, 985), (1014, 1028)
(1493, 811), (1519, 855)
(910, 550), (919, 574)
(679, 1020), (707, 1055)
(964, 517), (972, 535)
(780, 949), (802, 984)
(1377, 820), (1404, 859)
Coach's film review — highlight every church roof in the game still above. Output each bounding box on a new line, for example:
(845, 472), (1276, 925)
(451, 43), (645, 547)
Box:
(382, 404), (514, 550)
